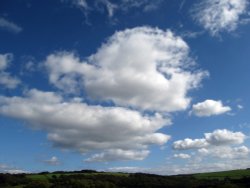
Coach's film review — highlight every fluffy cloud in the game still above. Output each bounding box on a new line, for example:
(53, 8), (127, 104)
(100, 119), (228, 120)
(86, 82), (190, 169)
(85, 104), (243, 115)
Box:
(0, 27), (207, 162)
(43, 156), (60, 165)
(173, 153), (191, 159)
(0, 89), (170, 160)
(198, 145), (249, 159)
(191, 99), (231, 117)
(205, 129), (245, 145)
(173, 129), (246, 150)
(193, 0), (249, 36)
(85, 149), (150, 162)
(0, 53), (20, 89)
(0, 17), (22, 33)
(45, 27), (207, 112)
(172, 138), (208, 150)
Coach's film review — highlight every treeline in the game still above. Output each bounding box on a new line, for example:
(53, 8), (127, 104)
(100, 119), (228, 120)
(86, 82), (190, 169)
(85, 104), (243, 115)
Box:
(38, 170), (98, 175)
(1, 172), (250, 188)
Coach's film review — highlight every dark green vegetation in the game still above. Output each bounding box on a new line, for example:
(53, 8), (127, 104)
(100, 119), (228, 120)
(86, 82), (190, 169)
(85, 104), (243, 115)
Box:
(1, 169), (250, 188)
(194, 169), (250, 180)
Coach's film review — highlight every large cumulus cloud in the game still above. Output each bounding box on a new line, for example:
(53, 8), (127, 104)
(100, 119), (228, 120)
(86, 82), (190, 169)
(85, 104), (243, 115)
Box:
(0, 27), (207, 161)
(45, 27), (207, 112)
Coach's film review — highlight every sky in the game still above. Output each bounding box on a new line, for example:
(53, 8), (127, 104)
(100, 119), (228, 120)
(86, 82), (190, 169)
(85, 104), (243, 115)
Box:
(0, 0), (250, 175)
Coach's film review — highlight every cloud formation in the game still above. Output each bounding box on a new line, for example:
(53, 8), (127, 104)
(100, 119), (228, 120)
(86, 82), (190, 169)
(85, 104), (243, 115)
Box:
(193, 0), (249, 36)
(173, 129), (246, 150)
(204, 129), (245, 145)
(0, 27), (207, 162)
(173, 153), (191, 159)
(45, 27), (207, 112)
(71, 0), (163, 19)
(198, 145), (249, 159)
(85, 149), (150, 162)
(0, 17), (22, 33)
(0, 164), (26, 174)
(191, 99), (231, 117)
(0, 53), (20, 89)
(0, 89), (170, 161)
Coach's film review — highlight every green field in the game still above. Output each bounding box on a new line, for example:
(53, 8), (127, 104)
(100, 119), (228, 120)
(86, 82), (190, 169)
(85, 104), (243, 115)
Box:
(27, 169), (250, 181)
(193, 169), (250, 180)
(27, 172), (129, 180)
(2, 169), (250, 187)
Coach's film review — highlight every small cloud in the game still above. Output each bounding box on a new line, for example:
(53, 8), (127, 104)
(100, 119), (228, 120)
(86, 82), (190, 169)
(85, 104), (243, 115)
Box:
(85, 149), (150, 162)
(74, 0), (89, 10)
(237, 104), (243, 110)
(0, 17), (22, 33)
(107, 166), (149, 173)
(0, 53), (20, 89)
(65, 0), (163, 21)
(98, 0), (118, 18)
(173, 138), (208, 150)
(205, 129), (245, 145)
(191, 99), (231, 117)
(180, 31), (204, 39)
(173, 153), (191, 159)
(43, 156), (60, 166)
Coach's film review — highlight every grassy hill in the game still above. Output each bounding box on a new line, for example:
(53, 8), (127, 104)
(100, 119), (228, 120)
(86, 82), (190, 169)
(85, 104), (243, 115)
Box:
(193, 169), (250, 180)
(1, 169), (250, 187)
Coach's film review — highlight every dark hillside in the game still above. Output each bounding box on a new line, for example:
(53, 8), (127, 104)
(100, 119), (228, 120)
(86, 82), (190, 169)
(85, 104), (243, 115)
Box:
(1, 169), (250, 188)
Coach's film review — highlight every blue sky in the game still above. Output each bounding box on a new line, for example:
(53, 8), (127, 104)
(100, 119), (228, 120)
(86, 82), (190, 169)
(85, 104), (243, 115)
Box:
(0, 0), (250, 174)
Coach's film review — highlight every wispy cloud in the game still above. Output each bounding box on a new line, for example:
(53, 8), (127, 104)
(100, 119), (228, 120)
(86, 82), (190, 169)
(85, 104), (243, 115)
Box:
(67, 0), (163, 20)
(192, 0), (249, 36)
(0, 53), (20, 89)
(0, 17), (22, 33)
(0, 163), (27, 174)
(43, 156), (60, 166)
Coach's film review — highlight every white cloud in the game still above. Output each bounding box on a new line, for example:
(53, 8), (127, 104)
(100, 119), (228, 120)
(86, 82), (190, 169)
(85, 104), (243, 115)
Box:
(173, 138), (208, 150)
(43, 156), (60, 165)
(0, 27), (208, 163)
(0, 17), (22, 33)
(193, 0), (249, 36)
(198, 145), (249, 159)
(85, 149), (150, 162)
(107, 158), (250, 175)
(45, 27), (207, 112)
(74, 0), (89, 10)
(0, 89), (170, 160)
(121, 0), (163, 12)
(173, 129), (246, 150)
(97, 0), (118, 18)
(0, 163), (27, 174)
(205, 129), (245, 145)
(68, 0), (163, 19)
(107, 166), (148, 173)
(191, 99), (231, 117)
(0, 53), (20, 89)
(173, 153), (191, 159)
